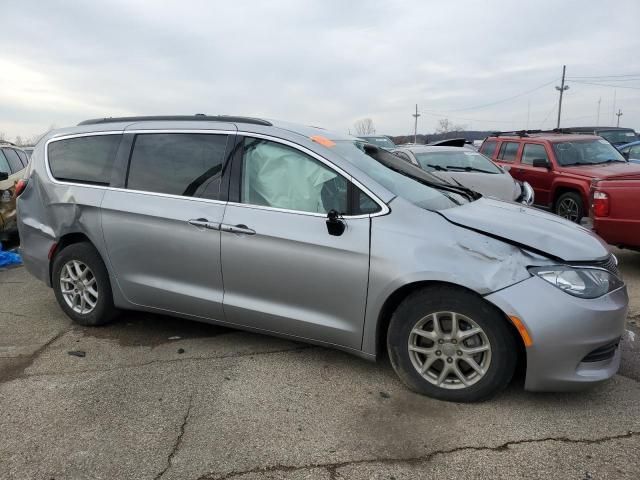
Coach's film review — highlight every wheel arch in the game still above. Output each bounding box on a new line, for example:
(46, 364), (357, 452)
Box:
(49, 232), (100, 285)
(552, 183), (588, 210)
(374, 280), (526, 372)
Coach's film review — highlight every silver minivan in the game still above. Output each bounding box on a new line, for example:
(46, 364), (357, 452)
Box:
(17, 116), (628, 402)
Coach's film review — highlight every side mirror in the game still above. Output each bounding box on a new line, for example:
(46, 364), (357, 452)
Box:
(326, 209), (345, 236)
(0, 172), (8, 181)
(532, 158), (550, 169)
(621, 151), (630, 160)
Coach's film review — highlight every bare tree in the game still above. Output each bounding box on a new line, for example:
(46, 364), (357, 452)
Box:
(353, 118), (376, 135)
(0, 132), (6, 142)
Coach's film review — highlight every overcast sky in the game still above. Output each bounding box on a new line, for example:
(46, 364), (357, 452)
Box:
(2, 0), (639, 140)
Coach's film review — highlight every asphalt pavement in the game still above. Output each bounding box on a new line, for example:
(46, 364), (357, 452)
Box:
(0, 247), (639, 479)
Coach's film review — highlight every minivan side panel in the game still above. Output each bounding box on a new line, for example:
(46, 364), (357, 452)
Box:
(361, 196), (535, 356)
(220, 203), (371, 350)
(101, 191), (227, 320)
(18, 142), (110, 286)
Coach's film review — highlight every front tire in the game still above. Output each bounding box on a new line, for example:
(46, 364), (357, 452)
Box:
(52, 242), (118, 326)
(387, 286), (517, 403)
(555, 192), (583, 223)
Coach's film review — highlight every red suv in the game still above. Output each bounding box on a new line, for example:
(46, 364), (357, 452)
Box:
(480, 132), (640, 249)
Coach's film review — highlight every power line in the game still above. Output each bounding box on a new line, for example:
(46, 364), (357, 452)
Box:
(419, 109), (515, 124)
(567, 73), (640, 79)
(568, 80), (640, 90)
(446, 78), (557, 112)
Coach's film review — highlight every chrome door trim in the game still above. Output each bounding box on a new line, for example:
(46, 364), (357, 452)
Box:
(43, 129), (391, 218)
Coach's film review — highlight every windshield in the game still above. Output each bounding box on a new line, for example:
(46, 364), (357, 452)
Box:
(332, 140), (469, 211)
(597, 130), (637, 145)
(413, 150), (502, 174)
(553, 139), (627, 166)
(360, 136), (396, 149)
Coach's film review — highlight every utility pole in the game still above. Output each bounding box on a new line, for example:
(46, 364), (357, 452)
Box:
(612, 89), (617, 125)
(616, 109), (623, 127)
(412, 104), (420, 144)
(596, 97), (601, 125)
(555, 65), (569, 128)
(526, 99), (531, 130)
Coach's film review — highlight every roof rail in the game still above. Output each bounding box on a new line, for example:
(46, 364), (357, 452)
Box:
(490, 128), (579, 137)
(0, 140), (17, 146)
(78, 115), (273, 126)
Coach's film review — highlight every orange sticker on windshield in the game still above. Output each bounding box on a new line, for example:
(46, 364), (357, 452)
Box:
(310, 135), (336, 148)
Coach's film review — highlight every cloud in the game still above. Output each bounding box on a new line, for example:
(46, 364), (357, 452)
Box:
(1, 0), (639, 139)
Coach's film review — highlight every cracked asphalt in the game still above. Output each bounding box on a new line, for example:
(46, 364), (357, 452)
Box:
(1, 247), (639, 479)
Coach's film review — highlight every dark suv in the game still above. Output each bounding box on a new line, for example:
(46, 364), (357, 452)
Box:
(479, 131), (640, 223)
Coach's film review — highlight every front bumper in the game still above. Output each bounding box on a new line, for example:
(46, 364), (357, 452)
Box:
(486, 275), (628, 392)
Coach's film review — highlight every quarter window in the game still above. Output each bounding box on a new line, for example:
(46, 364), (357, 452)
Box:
(498, 142), (519, 162)
(2, 148), (24, 173)
(127, 133), (228, 199)
(480, 140), (497, 157)
(241, 138), (348, 214)
(521, 144), (549, 166)
(48, 135), (122, 185)
(16, 149), (29, 167)
(0, 150), (11, 175)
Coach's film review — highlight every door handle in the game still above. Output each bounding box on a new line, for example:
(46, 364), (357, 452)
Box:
(221, 224), (256, 235)
(188, 218), (220, 230)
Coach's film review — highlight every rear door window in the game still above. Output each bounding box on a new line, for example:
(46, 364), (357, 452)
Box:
(480, 140), (497, 157)
(127, 133), (229, 199)
(521, 144), (549, 165)
(2, 148), (24, 173)
(48, 134), (122, 185)
(497, 142), (519, 162)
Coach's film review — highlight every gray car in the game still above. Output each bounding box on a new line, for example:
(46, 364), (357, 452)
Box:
(392, 145), (534, 205)
(17, 115), (627, 402)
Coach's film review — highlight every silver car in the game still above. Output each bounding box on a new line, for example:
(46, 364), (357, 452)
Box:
(17, 116), (627, 402)
(392, 145), (534, 205)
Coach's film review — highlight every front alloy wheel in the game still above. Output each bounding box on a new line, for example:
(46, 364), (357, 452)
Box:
(408, 311), (492, 389)
(387, 286), (517, 402)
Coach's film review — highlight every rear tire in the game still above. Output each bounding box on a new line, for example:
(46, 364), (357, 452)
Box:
(52, 242), (118, 326)
(387, 286), (517, 403)
(555, 192), (583, 223)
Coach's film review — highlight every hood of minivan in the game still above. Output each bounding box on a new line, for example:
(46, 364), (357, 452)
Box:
(562, 161), (640, 179)
(439, 198), (609, 262)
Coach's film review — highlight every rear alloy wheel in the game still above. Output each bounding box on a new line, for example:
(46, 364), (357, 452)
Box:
(387, 286), (517, 402)
(52, 242), (118, 326)
(555, 192), (583, 223)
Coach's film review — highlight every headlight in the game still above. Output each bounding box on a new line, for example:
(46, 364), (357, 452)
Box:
(528, 266), (623, 298)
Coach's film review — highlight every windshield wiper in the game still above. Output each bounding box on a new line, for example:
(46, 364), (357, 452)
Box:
(445, 165), (495, 174)
(426, 164), (448, 171)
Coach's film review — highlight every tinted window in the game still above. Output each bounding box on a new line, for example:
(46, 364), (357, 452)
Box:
(127, 133), (228, 199)
(241, 138), (348, 214)
(521, 144), (549, 166)
(3, 148), (23, 173)
(498, 142), (519, 162)
(480, 140), (497, 156)
(0, 150), (11, 175)
(630, 145), (640, 159)
(16, 149), (29, 166)
(49, 135), (121, 185)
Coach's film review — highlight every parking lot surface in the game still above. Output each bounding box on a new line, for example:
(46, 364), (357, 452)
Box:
(1, 248), (639, 479)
